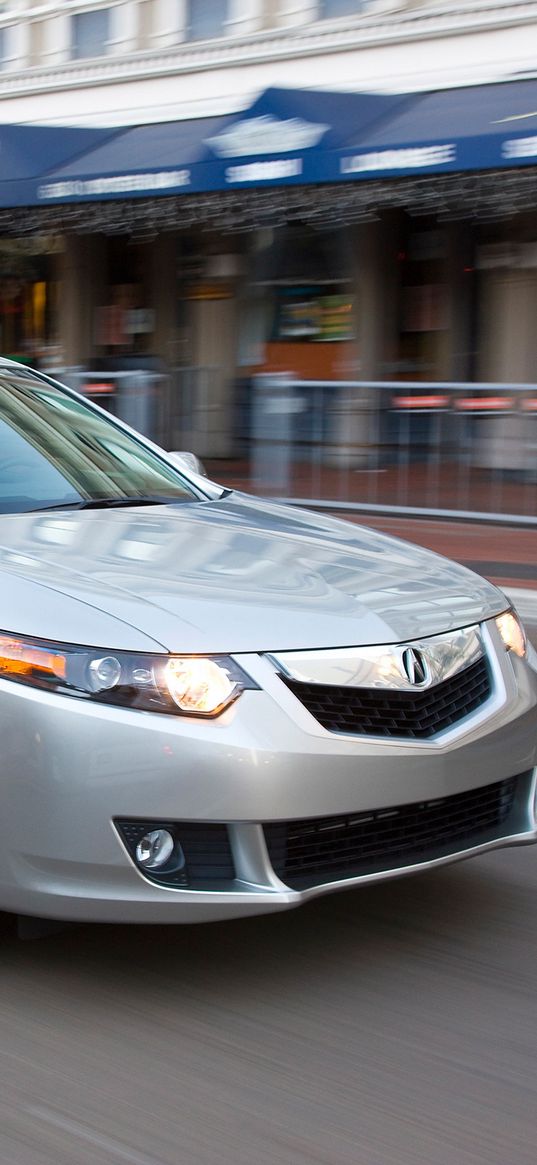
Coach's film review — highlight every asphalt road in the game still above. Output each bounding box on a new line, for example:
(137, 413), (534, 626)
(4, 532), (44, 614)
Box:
(0, 624), (535, 1165)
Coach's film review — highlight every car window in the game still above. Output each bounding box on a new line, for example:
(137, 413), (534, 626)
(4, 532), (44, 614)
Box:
(0, 368), (199, 514)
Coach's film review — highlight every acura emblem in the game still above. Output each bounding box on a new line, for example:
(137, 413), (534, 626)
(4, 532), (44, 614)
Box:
(401, 647), (430, 687)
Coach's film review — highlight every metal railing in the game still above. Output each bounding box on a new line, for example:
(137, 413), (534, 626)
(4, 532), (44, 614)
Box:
(240, 376), (537, 524)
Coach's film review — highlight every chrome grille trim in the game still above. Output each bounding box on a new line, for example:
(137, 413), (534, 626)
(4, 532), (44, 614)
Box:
(268, 624), (485, 692)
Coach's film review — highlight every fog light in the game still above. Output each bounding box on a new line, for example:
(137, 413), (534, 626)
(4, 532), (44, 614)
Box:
(135, 828), (175, 870)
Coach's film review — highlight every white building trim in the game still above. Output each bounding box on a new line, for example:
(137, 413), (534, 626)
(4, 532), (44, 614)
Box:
(0, 0), (535, 123)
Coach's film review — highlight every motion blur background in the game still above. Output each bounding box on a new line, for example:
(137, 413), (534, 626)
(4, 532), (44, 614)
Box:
(0, 0), (536, 537)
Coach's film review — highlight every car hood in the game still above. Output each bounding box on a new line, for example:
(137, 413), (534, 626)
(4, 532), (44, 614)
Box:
(0, 495), (506, 653)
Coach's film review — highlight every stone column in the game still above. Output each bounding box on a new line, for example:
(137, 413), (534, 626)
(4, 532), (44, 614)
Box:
(227, 0), (264, 34)
(188, 294), (238, 459)
(475, 264), (537, 472)
(42, 9), (70, 64)
(148, 233), (178, 360)
(325, 214), (400, 469)
(109, 0), (138, 54)
(277, 0), (318, 27)
(154, 0), (183, 47)
(146, 233), (179, 445)
(59, 234), (107, 367)
(444, 223), (475, 382)
(355, 213), (400, 380)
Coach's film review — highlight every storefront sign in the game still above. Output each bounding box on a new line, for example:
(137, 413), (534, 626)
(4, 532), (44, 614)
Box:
(38, 169), (190, 200)
(225, 159), (302, 184)
(502, 135), (537, 159)
(340, 144), (456, 174)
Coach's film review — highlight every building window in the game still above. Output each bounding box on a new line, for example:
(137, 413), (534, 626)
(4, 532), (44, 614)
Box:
(71, 8), (110, 60)
(319, 0), (369, 17)
(186, 0), (228, 41)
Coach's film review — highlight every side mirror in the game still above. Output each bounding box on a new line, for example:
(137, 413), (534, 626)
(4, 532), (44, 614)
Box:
(167, 451), (208, 478)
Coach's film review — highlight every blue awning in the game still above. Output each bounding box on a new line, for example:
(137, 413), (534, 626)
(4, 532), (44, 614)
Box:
(0, 123), (120, 207)
(3, 80), (537, 209)
(32, 88), (409, 206)
(337, 80), (537, 180)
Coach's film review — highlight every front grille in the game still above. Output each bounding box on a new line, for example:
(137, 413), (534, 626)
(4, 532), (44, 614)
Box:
(116, 820), (234, 888)
(282, 655), (491, 739)
(264, 776), (517, 889)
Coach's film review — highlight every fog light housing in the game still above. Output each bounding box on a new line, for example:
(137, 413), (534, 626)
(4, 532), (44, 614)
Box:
(135, 828), (176, 870)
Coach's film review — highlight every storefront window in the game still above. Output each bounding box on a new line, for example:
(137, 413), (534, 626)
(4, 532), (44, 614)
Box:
(240, 225), (358, 381)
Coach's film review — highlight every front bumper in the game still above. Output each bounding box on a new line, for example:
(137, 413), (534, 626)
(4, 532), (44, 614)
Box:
(0, 619), (536, 923)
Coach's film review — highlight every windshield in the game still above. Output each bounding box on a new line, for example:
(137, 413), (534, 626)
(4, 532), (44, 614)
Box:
(0, 366), (200, 514)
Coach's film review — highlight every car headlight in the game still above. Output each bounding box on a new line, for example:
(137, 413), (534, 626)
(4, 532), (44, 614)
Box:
(0, 631), (257, 716)
(495, 609), (527, 659)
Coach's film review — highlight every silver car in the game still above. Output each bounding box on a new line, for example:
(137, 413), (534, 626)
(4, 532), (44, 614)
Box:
(0, 358), (535, 928)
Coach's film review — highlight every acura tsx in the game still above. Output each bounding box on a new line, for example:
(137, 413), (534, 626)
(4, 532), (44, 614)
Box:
(0, 358), (535, 926)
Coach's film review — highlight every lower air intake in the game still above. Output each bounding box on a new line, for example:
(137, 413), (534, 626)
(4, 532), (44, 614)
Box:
(264, 776), (518, 890)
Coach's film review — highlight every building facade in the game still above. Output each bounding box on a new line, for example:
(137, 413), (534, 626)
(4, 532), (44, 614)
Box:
(0, 2), (536, 126)
(0, 0), (536, 455)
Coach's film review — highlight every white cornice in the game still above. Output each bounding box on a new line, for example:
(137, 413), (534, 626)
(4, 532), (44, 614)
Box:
(1, 1), (537, 100)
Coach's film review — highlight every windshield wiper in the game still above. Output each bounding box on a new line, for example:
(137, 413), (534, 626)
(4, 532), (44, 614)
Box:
(29, 496), (184, 513)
